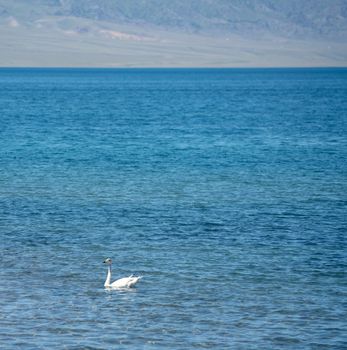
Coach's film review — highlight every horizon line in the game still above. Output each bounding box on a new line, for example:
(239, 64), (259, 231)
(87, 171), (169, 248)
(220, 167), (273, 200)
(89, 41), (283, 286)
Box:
(1, 66), (347, 70)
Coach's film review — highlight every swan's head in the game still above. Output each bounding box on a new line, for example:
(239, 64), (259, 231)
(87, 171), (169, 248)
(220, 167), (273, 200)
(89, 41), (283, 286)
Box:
(103, 258), (112, 265)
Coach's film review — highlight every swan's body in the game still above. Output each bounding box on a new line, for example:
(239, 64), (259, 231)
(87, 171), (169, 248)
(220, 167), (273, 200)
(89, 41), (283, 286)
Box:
(103, 258), (142, 289)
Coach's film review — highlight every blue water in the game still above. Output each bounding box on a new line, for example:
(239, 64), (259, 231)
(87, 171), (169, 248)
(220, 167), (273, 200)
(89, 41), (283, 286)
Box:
(0, 68), (346, 349)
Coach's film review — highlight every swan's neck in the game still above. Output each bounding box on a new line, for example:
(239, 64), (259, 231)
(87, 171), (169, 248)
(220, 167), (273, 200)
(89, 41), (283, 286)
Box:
(104, 265), (112, 287)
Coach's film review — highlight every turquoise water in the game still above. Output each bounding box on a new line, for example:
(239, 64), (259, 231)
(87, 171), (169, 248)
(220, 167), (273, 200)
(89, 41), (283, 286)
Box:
(0, 68), (346, 349)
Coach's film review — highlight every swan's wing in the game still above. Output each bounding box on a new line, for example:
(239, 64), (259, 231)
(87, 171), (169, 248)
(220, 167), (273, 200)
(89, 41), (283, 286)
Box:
(110, 276), (142, 288)
(126, 276), (142, 288)
(110, 277), (132, 288)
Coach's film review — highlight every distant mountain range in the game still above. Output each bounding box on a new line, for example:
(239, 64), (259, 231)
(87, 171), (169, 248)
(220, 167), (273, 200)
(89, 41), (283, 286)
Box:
(0, 0), (346, 67)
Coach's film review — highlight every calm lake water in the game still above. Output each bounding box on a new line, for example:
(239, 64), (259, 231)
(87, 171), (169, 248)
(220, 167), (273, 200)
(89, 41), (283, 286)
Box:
(0, 68), (346, 349)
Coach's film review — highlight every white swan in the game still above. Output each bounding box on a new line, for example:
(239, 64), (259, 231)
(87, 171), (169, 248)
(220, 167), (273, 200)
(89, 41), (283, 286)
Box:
(103, 258), (142, 288)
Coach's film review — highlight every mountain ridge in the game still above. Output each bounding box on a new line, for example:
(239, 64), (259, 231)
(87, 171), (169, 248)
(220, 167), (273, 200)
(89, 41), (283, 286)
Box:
(0, 0), (346, 67)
